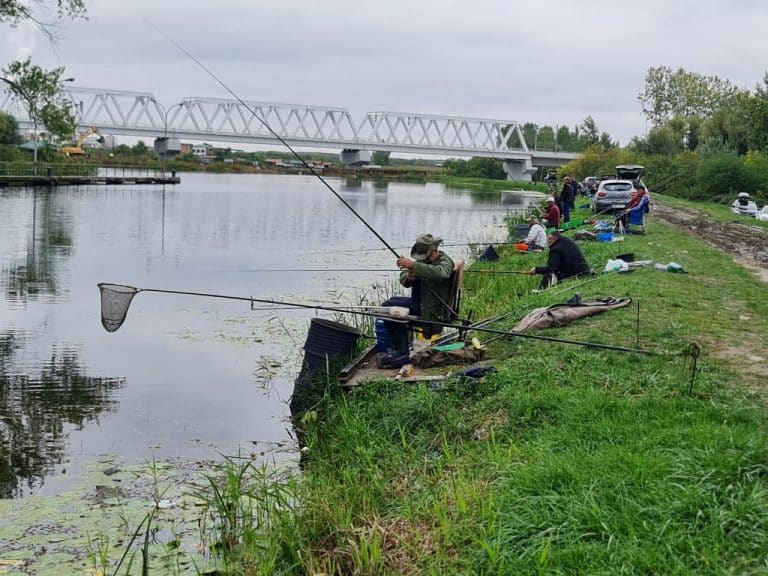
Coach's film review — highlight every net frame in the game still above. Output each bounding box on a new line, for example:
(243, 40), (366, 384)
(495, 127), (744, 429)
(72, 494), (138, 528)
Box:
(98, 283), (141, 333)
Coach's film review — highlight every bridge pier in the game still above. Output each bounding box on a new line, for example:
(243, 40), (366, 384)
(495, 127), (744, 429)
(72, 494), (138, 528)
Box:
(502, 158), (536, 182)
(340, 149), (372, 168)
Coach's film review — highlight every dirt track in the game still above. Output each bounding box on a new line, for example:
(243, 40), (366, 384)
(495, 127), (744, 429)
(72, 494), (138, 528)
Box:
(653, 200), (768, 282)
(651, 199), (768, 383)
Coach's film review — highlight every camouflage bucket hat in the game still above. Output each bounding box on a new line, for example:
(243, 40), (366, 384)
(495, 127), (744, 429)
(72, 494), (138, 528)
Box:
(411, 233), (443, 261)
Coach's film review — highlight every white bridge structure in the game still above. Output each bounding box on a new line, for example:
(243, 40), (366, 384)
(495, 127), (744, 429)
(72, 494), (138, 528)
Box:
(1, 87), (577, 180)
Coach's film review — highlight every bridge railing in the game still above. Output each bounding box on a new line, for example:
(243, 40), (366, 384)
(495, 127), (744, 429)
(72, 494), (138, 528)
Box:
(1, 86), (580, 158)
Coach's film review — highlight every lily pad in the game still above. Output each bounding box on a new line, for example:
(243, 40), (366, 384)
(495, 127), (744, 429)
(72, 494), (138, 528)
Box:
(35, 551), (76, 564)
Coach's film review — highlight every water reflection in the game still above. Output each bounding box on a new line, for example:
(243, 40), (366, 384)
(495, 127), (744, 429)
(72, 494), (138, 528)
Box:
(0, 174), (531, 499)
(3, 189), (72, 302)
(0, 329), (125, 498)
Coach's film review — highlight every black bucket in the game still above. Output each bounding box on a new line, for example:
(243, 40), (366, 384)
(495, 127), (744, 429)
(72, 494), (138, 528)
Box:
(615, 252), (635, 263)
(290, 319), (361, 418)
(513, 223), (530, 239)
(303, 318), (361, 357)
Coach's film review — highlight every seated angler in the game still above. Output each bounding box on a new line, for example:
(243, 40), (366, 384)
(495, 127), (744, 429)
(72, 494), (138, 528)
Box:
(617, 182), (649, 229)
(528, 230), (591, 289)
(379, 233), (454, 366)
(521, 215), (547, 252)
(540, 196), (561, 228)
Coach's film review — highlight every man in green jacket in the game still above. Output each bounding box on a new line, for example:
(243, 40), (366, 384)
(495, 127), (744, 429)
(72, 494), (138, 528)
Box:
(380, 233), (455, 363)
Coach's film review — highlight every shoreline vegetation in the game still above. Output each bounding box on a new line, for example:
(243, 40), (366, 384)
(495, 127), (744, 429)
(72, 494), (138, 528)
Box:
(2, 182), (768, 574)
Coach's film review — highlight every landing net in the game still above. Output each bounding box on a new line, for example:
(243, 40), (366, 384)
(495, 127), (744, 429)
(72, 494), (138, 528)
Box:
(98, 283), (140, 332)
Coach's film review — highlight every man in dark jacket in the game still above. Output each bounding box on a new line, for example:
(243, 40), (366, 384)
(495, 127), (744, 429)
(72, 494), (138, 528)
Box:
(528, 231), (591, 288)
(560, 176), (576, 223)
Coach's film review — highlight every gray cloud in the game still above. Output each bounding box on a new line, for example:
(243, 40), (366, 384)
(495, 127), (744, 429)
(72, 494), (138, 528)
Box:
(3, 0), (767, 145)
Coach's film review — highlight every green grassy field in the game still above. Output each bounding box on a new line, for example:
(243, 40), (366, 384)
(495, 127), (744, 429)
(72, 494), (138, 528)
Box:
(209, 205), (768, 575)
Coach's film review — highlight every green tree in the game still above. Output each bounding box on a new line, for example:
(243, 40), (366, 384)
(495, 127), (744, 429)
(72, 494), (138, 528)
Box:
(599, 132), (617, 149)
(638, 66), (742, 127)
(133, 141), (149, 156)
(556, 125), (576, 151)
(695, 153), (758, 200)
(536, 126), (555, 151)
(444, 157), (506, 179)
(703, 91), (752, 155)
(744, 74), (768, 153)
(372, 151), (390, 166)
(579, 116), (600, 147)
(632, 125), (683, 156)
(0, 112), (21, 145)
(1, 0), (87, 39)
(1, 58), (76, 144)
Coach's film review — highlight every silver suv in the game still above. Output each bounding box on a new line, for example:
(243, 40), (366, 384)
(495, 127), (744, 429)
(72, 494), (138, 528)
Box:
(593, 165), (646, 213)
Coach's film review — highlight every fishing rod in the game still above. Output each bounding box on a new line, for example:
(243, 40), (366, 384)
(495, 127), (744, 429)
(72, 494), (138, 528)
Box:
(148, 22), (480, 325)
(97, 283), (413, 333)
(231, 267), (532, 275)
(308, 239), (528, 256)
(98, 283), (651, 355)
(146, 20), (400, 259)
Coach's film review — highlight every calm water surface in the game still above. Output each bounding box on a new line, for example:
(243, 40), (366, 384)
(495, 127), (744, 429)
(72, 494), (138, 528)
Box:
(0, 173), (537, 497)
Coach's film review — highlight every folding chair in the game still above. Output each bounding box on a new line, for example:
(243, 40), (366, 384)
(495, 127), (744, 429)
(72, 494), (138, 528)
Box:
(625, 195), (649, 234)
(445, 260), (465, 322)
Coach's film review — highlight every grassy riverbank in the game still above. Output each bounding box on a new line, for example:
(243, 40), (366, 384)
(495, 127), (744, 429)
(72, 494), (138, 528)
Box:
(240, 205), (768, 574)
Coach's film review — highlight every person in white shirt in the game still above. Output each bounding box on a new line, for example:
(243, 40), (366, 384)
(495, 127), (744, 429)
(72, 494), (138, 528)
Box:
(523, 215), (547, 251)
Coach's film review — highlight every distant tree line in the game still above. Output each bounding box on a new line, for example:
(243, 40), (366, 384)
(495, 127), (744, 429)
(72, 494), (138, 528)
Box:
(518, 66), (768, 204)
(442, 116), (617, 180)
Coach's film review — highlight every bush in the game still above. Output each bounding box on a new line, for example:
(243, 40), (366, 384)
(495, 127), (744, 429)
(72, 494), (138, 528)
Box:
(695, 153), (758, 201)
(444, 157), (507, 179)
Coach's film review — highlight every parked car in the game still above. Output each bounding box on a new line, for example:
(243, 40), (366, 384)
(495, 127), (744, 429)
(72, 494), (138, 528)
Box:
(755, 205), (768, 221)
(583, 176), (599, 195)
(731, 192), (758, 217)
(592, 165), (648, 213)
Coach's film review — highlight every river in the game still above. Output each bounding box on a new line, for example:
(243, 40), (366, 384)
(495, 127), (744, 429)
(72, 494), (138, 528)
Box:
(0, 172), (539, 498)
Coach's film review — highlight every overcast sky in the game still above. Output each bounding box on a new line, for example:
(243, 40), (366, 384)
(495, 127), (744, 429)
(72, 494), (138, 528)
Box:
(2, 0), (766, 146)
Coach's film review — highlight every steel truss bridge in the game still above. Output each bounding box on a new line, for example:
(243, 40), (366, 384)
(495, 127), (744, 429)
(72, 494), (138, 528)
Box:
(0, 86), (577, 177)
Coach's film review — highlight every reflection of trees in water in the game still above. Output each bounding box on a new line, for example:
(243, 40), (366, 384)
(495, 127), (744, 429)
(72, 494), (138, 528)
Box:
(0, 331), (125, 498)
(3, 189), (72, 302)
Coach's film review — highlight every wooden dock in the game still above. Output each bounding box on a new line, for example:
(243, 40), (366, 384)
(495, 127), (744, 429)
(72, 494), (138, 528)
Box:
(0, 174), (180, 187)
(0, 163), (181, 187)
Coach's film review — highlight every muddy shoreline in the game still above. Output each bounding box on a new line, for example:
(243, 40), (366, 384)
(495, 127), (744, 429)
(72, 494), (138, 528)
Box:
(653, 199), (768, 281)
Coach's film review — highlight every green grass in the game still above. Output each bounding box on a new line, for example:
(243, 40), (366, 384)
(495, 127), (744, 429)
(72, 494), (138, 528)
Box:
(152, 204), (768, 574)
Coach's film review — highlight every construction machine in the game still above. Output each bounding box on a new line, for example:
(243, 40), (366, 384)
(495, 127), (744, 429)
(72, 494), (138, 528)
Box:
(62, 127), (106, 156)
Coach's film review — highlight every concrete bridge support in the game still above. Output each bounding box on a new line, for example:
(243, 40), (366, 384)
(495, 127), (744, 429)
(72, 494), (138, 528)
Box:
(340, 149), (372, 168)
(502, 158), (536, 182)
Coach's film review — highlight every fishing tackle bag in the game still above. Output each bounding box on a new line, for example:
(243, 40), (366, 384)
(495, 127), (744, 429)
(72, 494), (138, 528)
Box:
(410, 345), (485, 368)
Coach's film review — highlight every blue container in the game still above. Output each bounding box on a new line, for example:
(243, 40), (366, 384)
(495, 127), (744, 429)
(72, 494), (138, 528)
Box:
(597, 232), (614, 242)
(375, 319), (390, 352)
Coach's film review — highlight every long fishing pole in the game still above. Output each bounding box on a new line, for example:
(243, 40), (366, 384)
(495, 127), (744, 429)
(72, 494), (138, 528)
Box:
(146, 19), (401, 259)
(98, 283), (411, 332)
(99, 283), (651, 354)
(230, 267), (532, 275)
(309, 240), (526, 255)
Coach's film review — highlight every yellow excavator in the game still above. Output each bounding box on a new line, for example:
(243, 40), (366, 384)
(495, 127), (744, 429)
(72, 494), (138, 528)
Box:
(62, 126), (106, 156)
